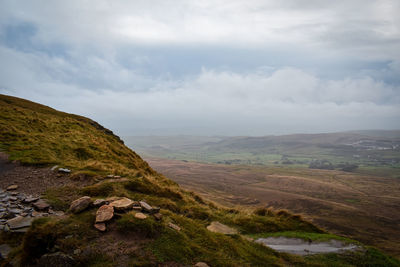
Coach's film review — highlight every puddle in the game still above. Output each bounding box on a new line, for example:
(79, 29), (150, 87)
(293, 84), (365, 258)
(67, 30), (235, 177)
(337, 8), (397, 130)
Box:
(256, 237), (359, 255)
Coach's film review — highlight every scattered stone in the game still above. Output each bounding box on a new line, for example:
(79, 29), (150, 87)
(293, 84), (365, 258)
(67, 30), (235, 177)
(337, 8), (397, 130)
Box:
(139, 201), (153, 213)
(194, 262), (210, 267)
(33, 199), (50, 211)
(73, 249), (81, 255)
(93, 199), (107, 207)
(114, 175), (121, 178)
(168, 222), (181, 231)
(38, 252), (76, 267)
(58, 168), (71, 173)
(132, 206), (142, 211)
(94, 222), (106, 232)
(6, 216), (33, 229)
(0, 244), (12, 259)
(69, 196), (91, 213)
(6, 185), (18, 191)
(65, 235), (73, 239)
(24, 196), (39, 203)
(134, 212), (147, 220)
(51, 165), (59, 171)
(106, 196), (121, 202)
(9, 196), (17, 201)
(110, 197), (134, 211)
(96, 205), (114, 223)
(10, 192), (19, 196)
(153, 213), (163, 221)
(206, 221), (238, 235)
(106, 174), (114, 178)
(31, 210), (42, 217)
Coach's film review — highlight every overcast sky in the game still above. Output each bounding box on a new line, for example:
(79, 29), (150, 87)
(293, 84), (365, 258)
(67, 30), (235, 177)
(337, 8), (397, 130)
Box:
(1, 1), (399, 136)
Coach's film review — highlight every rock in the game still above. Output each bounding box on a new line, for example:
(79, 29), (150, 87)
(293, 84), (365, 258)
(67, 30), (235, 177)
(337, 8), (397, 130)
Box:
(153, 213), (163, 221)
(110, 197), (134, 211)
(6, 185), (18, 191)
(9, 196), (17, 201)
(50, 165), (59, 171)
(106, 174), (114, 178)
(33, 199), (50, 211)
(24, 196), (39, 203)
(139, 201), (153, 213)
(94, 222), (106, 232)
(10, 192), (18, 196)
(96, 205), (114, 223)
(38, 252), (76, 267)
(69, 196), (91, 213)
(105, 196), (121, 202)
(194, 262), (210, 267)
(0, 244), (12, 259)
(206, 221), (238, 235)
(6, 216), (33, 229)
(93, 199), (107, 207)
(58, 168), (71, 173)
(132, 206), (142, 211)
(134, 212), (147, 219)
(73, 249), (81, 255)
(168, 222), (181, 231)
(31, 210), (42, 217)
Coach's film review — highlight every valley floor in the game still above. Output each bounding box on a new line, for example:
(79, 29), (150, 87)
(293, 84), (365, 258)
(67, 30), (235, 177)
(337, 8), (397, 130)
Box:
(145, 157), (400, 258)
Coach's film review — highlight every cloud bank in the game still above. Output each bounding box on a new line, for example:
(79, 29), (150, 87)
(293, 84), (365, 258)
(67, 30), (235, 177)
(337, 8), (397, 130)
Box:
(0, 0), (399, 135)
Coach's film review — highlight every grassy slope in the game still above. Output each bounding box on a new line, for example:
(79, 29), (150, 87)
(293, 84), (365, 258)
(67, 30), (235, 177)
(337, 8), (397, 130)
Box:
(0, 94), (399, 267)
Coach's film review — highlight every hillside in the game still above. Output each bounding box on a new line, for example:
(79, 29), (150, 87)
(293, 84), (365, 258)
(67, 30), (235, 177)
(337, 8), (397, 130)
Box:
(0, 94), (399, 266)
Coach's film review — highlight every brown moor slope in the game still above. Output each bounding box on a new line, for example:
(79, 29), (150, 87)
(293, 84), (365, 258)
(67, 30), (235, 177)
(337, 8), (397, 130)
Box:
(146, 157), (400, 257)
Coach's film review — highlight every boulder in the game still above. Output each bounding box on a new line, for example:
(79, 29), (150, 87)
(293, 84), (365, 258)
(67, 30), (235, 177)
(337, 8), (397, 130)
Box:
(134, 212), (147, 220)
(58, 168), (71, 173)
(6, 216), (33, 229)
(69, 196), (91, 213)
(168, 222), (181, 231)
(38, 252), (76, 267)
(33, 199), (50, 211)
(93, 199), (107, 207)
(95, 205), (114, 223)
(6, 185), (18, 191)
(94, 222), (106, 232)
(206, 221), (238, 235)
(139, 201), (153, 213)
(110, 197), (134, 211)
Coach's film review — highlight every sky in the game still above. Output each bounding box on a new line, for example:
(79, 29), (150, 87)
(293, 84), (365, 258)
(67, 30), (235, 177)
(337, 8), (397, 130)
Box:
(0, 0), (399, 136)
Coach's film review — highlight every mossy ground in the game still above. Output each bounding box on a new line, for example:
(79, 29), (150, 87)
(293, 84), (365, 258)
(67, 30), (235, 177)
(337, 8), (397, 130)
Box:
(1, 94), (399, 266)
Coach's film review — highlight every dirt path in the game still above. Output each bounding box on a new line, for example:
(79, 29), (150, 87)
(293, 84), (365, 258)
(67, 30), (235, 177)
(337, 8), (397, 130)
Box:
(0, 152), (90, 196)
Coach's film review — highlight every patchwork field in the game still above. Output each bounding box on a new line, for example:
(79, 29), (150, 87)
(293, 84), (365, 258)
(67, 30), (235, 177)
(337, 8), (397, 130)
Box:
(145, 157), (400, 257)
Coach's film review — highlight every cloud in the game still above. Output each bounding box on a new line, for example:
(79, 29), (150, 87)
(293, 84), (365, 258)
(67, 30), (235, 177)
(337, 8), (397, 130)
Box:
(0, 1), (399, 135)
